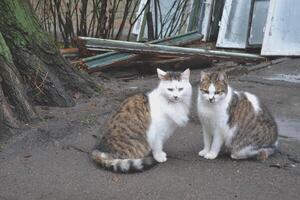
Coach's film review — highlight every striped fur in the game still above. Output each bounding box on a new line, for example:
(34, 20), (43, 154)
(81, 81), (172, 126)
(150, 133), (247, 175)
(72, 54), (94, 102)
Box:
(92, 94), (156, 173)
(228, 91), (278, 160)
(92, 150), (156, 173)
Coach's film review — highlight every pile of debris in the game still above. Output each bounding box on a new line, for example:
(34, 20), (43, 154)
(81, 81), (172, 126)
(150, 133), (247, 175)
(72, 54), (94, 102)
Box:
(61, 31), (265, 74)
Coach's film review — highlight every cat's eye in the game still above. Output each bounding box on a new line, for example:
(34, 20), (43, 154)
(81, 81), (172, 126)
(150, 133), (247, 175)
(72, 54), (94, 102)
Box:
(178, 88), (183, 91)
(201, 90), (209, 94)
(215, 91), (222, 94)
(167, 88), (174, 91)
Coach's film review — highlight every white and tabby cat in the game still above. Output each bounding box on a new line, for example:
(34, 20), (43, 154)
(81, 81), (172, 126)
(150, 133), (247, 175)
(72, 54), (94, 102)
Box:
(197, 71), (278, 160)
(92, 68), (192, 173)
(148, 68), (192, 162)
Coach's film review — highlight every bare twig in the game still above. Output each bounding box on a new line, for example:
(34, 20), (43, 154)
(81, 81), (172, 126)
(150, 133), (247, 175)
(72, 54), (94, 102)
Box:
(31, 0), (192, 45)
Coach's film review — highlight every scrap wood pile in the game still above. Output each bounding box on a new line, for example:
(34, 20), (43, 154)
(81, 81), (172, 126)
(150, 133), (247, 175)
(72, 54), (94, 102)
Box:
(60, 31), (266, 74)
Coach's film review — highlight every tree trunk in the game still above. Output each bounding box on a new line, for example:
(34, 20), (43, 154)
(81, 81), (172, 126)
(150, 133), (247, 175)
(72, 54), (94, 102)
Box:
(0, 0), (97, 138)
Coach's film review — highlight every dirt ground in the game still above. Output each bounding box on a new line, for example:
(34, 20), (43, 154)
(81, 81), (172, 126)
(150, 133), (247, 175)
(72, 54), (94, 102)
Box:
(0, 58), (299, 200)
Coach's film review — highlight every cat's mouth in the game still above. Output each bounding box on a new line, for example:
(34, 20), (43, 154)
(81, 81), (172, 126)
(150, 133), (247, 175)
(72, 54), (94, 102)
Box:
(168, 98), (181, 103)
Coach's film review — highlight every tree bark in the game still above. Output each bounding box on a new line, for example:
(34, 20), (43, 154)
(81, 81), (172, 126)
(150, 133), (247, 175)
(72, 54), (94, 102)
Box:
(0, 0), (97, 138)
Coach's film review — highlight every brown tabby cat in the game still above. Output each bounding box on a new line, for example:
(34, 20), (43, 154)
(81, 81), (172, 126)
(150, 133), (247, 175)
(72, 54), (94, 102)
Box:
(92, 94), (154, 173)
(197, 71), (278, 160)
(92, 68), (192, 173)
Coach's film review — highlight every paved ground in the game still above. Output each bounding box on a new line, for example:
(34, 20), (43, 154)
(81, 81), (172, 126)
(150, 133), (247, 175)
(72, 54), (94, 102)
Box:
(0, 58), (299, 200)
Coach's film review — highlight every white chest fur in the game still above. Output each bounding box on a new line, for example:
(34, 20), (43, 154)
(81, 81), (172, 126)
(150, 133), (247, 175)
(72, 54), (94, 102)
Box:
(197, 87), (236, 146)
(146, 88), (191, 147)
(148, 89), (191, 128)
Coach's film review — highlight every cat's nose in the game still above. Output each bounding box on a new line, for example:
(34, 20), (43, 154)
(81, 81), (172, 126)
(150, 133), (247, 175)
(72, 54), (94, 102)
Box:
(174, 96), (178, 100)
(209, 97), (215, 103)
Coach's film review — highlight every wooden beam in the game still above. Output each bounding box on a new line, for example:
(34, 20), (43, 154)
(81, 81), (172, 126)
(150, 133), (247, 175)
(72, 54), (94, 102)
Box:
(80, 37), (266, 61)
(82, 31), (203, 72)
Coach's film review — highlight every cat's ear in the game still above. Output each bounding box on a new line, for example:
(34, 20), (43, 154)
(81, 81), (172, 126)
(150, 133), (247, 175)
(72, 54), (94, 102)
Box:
(199, 71), (208, 82)
(157, 68), (166, 80)
(181, 68), (190, 80)
(218, 71), (228, 82)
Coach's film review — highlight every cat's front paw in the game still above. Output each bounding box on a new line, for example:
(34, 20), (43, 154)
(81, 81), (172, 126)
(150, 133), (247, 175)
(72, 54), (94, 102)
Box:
(153, 152), (167, 163)
(198, 149), (209, 157)
(204, 152), (218, 159)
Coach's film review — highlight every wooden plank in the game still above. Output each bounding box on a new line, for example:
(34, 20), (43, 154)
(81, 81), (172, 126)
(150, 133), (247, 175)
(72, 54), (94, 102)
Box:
(80, 37), (266, 62)
(60, 48), (79, 58)
(81, 31), (203, 72)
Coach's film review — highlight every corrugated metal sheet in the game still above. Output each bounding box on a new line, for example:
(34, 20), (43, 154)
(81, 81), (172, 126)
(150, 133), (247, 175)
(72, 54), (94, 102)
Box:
(261, 0), (300, 56)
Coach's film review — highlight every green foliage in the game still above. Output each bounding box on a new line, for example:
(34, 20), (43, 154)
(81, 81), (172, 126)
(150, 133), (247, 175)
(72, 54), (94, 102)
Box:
(0, 0), (53, 49)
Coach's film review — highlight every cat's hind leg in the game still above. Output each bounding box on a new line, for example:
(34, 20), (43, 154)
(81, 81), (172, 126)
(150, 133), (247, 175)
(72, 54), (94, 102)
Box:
(256, 147), (276, 161)
(231, 146), (259, 160)
(231, 145), (276, 160)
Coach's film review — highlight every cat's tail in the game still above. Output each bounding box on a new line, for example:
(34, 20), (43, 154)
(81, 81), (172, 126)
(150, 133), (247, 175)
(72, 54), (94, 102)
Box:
(91, 150), (157, 173)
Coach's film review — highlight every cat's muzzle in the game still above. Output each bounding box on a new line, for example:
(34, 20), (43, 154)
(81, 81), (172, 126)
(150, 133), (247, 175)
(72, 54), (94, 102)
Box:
(209, 97), (215, 103)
